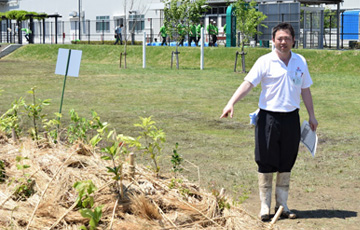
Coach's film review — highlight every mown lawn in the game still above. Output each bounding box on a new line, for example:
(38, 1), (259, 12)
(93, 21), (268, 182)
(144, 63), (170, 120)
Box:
(1, 44), (359, 217)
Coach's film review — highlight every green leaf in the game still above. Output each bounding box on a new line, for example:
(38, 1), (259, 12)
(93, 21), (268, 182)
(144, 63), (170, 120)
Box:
(101, 155), (111, 160)
(15, 156), (22, 162)
(80, 208), (94, 219)
(106, 166), (116, 173)
(94, 205), (103, 221)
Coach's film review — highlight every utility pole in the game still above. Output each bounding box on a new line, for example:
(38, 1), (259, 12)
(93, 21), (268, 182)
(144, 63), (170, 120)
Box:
(78, 0), (82, 40)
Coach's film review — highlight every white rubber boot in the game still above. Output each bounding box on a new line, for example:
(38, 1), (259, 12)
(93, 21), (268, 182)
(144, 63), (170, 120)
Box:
(258, 172), (273, 221)
(275, 172), (297, 219)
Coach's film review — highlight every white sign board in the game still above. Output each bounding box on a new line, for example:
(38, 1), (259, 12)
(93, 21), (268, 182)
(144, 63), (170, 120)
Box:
(55, 48), (82, 77)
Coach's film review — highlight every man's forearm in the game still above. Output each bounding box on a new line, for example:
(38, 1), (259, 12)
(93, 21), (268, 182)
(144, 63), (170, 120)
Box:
(301, 88), (315, 118)
(227, 81), (254, 106)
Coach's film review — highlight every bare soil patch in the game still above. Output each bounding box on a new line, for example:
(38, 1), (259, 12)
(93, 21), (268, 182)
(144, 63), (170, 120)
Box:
(240, 171), (359, 230)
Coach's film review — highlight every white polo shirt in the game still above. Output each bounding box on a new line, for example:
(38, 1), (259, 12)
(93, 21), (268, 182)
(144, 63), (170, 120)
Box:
(244, 50), (313, 112)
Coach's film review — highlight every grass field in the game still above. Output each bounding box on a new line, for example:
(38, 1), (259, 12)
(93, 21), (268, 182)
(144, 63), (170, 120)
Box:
(1, 44), (359, 229)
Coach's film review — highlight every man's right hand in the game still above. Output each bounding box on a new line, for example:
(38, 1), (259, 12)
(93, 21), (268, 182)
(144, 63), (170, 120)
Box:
(220, 105), (234, 119)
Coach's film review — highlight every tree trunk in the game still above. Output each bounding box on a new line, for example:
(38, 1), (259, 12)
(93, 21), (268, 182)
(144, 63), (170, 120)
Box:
(241, 41), (246, 73)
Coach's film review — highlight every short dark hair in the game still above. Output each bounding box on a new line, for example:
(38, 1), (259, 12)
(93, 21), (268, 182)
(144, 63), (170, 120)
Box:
(272, 22), (295, 39)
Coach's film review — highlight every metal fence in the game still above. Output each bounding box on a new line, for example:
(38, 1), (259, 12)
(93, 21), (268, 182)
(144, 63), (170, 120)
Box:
(0, 17), (217, 45)
(0, 18), (160, 44)
(0, 13), (359, 49)
(258, 11), (359, 49)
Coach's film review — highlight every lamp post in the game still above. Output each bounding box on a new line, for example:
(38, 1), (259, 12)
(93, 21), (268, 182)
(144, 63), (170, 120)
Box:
(129, 10), (137, 45)
(78, 0), (81, 40)
(201, 5), (208, 45)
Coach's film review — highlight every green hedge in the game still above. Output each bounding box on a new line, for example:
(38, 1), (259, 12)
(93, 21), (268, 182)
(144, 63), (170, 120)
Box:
(350, 41), (360, 49)
(3, 10), (47, 21)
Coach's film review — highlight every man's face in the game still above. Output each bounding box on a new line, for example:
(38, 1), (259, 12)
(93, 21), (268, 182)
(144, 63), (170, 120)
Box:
(273, 29), (294, 54)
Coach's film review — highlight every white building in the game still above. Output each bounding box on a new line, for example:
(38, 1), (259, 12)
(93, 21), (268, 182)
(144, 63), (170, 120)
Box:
(0, 0), (232, 44)
(332, 0), (360, 10)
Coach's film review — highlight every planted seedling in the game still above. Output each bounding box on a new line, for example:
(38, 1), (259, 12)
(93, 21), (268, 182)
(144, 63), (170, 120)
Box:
(67, 109), (107, 144)
(134, 116), (166, 174)
(42, 113), (62, 143)
(0, 160), (6, 183)
(101, 131), (137, 199)
(24, 87), (51, 141)
(171, 142), (183, 176)
(73, 180), (103, 230)
(0, 97), (25, 140)
(11, 156), (35, 201)
(73, 180), (97, 209)
(212, 189), (231, 213)
(79, 205), (103, 230)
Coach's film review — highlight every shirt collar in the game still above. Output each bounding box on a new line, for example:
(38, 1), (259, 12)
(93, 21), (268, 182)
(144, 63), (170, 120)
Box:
(270, 50), (297, 62)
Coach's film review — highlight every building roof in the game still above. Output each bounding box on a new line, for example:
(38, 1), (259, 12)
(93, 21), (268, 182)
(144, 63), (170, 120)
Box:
(258, 0), (343, 4)
(298, 0), (343, 5)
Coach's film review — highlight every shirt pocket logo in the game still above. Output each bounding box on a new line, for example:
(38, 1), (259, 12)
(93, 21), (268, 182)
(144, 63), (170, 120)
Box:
(291, 67), (303, 86)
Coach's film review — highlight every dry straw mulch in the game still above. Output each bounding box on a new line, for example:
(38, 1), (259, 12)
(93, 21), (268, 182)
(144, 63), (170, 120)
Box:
(0, 138), (273, 230)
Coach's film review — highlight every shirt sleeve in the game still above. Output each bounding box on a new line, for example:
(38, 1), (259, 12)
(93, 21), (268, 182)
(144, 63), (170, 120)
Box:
(244, 57), (265, 87)
(301, 58), (313, 89)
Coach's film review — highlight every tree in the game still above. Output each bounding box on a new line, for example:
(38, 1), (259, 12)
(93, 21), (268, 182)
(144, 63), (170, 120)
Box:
(4, 10), (47, 44)
(120, 0), (148, 69)
(164, 0), (207, 45)
(233, 0), (267, 72)
(163, 0), (208, 69)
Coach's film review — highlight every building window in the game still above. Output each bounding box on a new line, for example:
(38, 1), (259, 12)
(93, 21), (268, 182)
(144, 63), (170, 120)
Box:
(96, 16), (110, 32)
(212, 7), (218, 15)
(114, 18), (124, 27)
(219, 7), (225, 14)
(221, 16), (226, 27)
(128, 14), (144, 32)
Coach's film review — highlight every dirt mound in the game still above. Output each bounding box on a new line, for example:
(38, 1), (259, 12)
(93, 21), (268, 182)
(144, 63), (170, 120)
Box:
(0, 139), (271, 230)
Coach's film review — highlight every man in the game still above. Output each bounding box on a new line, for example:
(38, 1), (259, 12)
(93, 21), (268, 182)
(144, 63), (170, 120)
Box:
(220, 22), (318, 221)
(114, 24), (123, 45)
(177, 21), (186, 46)
(207, 20), (218, 46)
(196, 21), (204, 46)
(189, 21), (197, 46)
(158, 24), (167, 46)
(21, 28), (32, 42)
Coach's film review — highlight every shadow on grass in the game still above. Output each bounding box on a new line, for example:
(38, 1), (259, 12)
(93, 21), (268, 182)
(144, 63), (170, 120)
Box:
(291, 209), (357, 219)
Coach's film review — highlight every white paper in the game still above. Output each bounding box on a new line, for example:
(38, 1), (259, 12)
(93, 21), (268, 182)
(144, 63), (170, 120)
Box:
(55, 48), (82, 77)
(55, 48), (69, 75)
(300, 120), (318, 157)
(249, 108), (260, 126)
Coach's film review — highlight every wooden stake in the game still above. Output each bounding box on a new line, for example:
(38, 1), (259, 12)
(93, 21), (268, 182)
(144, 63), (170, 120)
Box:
(270, 205), (284, 225)
(108, 198), (119, 230)
(219, 188), (225, 197)
(11, 127), (17, 143)
(129, 152), (135, 180)
(120, 164), (124, 199)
